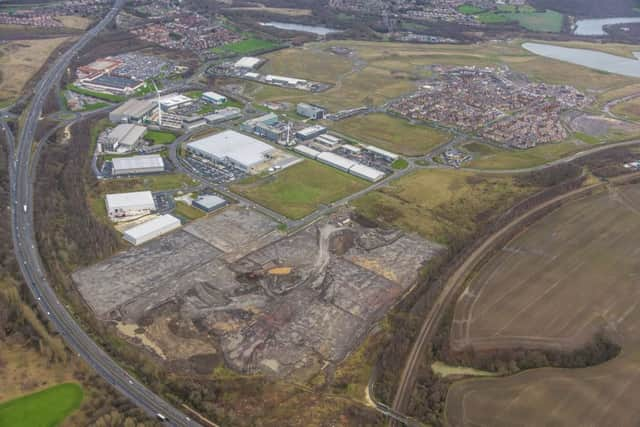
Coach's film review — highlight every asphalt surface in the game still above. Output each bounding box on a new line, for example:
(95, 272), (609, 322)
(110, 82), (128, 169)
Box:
(6, 2), (203, 426)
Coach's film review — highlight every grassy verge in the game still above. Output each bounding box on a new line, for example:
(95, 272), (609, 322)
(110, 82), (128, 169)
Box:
(143, 130), (177, 145)
(174, 201), (206, 221)
(329, 113), (451, 156)
(0, 383), (83, 427)
(231, 160), (368, 219)
(392, 158), (409, 170)
(66, 84), (125, 103)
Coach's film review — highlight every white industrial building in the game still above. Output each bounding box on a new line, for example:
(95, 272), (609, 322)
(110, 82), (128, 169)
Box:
(193, 195), (227, 212)
(364, 145), (399, 161)
(202, 91), (227, 105)
(235, 57), (262, 69)
(159, 94), (193, 111)
(123, 214), (181, 246)
(296, 125), (327, 141)
(112, 154), (165, 176)
(109, 99), (155, 123)
(100, 123), (146, 153)
(205, 107), (242, 124)
(187, 130), (275, 173)
(316, 134), (341, 147)
(293, 144), (320, 159)
(106, 191), (155, 219)
(265, 75), (307, 87)
(349, 163), (385, 182)
(317, 151), (356, 172)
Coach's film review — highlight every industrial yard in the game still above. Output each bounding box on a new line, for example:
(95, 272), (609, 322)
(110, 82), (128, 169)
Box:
(72, 206), (442, 377)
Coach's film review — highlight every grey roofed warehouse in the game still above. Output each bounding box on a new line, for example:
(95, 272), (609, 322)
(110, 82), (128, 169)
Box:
(112, 154), (165, 176)
(109, 99), (156, 123)
(186, 130), (275, 172)
(193, 195), (227, 212)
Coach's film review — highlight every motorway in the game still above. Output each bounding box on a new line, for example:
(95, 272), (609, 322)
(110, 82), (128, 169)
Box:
(6, 1), (202, 426)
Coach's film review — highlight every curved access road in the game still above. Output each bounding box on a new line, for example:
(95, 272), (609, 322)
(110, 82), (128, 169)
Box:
(389, 171), (640, 425)
(7, 2), (202, 425)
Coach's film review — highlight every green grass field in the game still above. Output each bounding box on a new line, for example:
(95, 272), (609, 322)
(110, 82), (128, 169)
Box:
(174, 201), (206, 221)
(144, 130), (176, 145)
(66, 84), (125, 103)
(231, 160), (368, 219)
(213, 37), (280, 55)
(329, 113), (451, 156)
(477, 9), (563, 32)
(0, 383), (83, 427)
(457, 4), (485, 14)
(185, 90), (203, 99)
(464, 141), (584, 170)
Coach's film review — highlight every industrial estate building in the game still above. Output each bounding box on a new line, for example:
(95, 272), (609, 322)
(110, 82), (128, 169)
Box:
(99, 124), (147, 153)
(265, 75), (307, 88)
(159, 94), (193, 111)
(109, 99), (156, 123)
(202, 91), (227, 105)
(106, 191), (156, 219)
(294, 145), (385, 182)
(363, 145), (399, 161)
(205, 107), (242, 124)
(241, 113), (289, 143)
(123, 214), (181, 246)
(193, 194), (227, 212)
(234, 56), (262, 69)
(187, 130), (275, 173)
(297, 103), (326, 120)
(112, 154), (165, 176)
(296, 125), (327, 141)
(81, 74), (144, 95)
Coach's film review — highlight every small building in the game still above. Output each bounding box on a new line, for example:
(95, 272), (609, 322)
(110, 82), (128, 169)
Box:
(296, 125), (327, 141)
(265, 75), (307, 87)
(193, 195), (227, 212)
(106, 191), (155, 219)
(241, 113), (279, 132)
(341, 144), (362, 154)
(109, 99), (155, 123)
(100, 123), (146, 153)
(182, 116), (207, 131)
(254, 121), (287, 142)
(205, 107), (242, 124)
(297, 103), (326, 120)
(123, 214), (181, 246)
(159, 94), (193, 111)
(349, 163), (385, 182)
(316, 134), (341, 147)
(363, 145), (399, 162)
(244, 72), (260, 79)
(234, 57), (262, 69)
(316, 151), (356, 172)
(112, 155), (165, 176)
(202, 91), (227, 105)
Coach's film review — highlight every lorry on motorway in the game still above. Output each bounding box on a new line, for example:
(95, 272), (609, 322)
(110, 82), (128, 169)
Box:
(23, 204), (27, 213)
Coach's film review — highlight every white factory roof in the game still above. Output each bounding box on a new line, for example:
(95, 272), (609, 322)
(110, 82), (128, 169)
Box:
(293, 144), (320, 159)
(297, 125), (327, 137)
(316, 134), (340, 146)
(265, 74), (307, 85)
(188, 130), (274, 169)
(109, 123), (146, 147)
(244, 72), (260, 79)
(111, 99), (155, 118)
(341, 144), (362, 153)
(202, 91), (226, 101)
(159, 94), (192, 108)
(195, 194), (226, 209)
(123, 215), (181, 244)
(205, 107), (241, 123)
(112, 154), (164, 171)
(106, 191), (154, 210)
(364, 145), (399, 160)
(349, 164), (385, 182)
(317, 152), (356, 170)
(235, 56), (262, 69)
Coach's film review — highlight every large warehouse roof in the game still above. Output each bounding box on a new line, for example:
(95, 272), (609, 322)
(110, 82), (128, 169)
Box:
(111, 99), (155, 119)
(109, 124), (146, 147)
(112, 154), (164, 171)
(317, 152), (356, 171)
(234, 56), (262, 69)
(349, 163), (385, 182)
(188, 130), (274, 169)
(123, 215), (181, 245)
(106, 191), (154, 210)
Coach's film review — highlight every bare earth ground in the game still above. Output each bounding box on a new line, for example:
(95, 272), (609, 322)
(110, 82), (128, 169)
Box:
(73, 207), (443, 378)
(446, 183), (640, 426)
(0, 37), (71, 104)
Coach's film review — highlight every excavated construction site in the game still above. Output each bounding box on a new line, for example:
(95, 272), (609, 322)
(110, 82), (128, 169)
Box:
(73, 206), (443, 377)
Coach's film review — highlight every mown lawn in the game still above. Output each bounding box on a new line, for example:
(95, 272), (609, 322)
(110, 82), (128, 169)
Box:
(231, 160), (368, 219)
(330, 113), (451, 156)
(0, 383), (83, 427)
(144, 130), (177, 145)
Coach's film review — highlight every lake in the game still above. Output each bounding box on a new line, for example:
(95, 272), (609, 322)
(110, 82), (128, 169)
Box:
(574, 17), (640, 36)
(522, 42), (640, 78)
(260, 22), (342, 36)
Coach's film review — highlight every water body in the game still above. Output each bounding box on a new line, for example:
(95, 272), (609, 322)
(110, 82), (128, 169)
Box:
(574, 17), (640, 36)
(522, 42), (640, 78)
(260, 22), (342, 35)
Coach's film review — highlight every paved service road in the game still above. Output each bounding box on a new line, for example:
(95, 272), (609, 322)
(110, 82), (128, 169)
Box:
(7, 2), (203, 426)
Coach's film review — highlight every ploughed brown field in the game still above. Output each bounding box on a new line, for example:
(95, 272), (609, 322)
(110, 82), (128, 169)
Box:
(446, 183), (640, 426)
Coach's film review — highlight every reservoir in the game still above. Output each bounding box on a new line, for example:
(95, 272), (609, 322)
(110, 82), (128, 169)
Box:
(574, 17), (640, 36)
(260, 22), (342, 35)
(522, 42), (640, 78)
